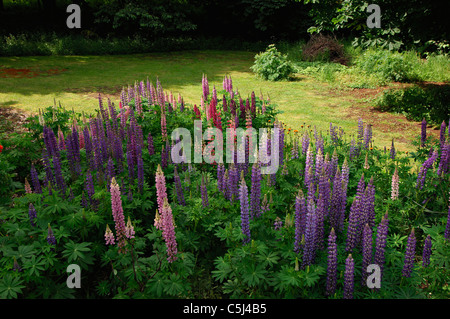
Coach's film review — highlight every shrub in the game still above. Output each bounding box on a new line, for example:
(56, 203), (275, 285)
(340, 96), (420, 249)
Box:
(251, 44), (294, 81)
(375, 84), (450, 125)
(355, 49), (420, 83)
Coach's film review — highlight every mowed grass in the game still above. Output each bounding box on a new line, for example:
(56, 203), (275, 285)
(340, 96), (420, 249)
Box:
(0, 50), (423, 151)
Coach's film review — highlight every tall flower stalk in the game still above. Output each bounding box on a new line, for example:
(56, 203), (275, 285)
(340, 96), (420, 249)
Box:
(110, 177), (127, 253)
(239, 175), (251, 245)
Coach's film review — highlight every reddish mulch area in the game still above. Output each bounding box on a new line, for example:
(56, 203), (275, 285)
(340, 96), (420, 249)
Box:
(0, 67), (67, 78)
(330, 84), (443, 150)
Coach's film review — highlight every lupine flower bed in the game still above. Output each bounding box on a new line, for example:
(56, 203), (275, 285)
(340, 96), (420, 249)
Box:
(0, 75), (449, 299)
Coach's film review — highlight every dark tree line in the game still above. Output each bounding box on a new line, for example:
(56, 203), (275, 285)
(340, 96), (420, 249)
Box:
(0, 0), (447, 51)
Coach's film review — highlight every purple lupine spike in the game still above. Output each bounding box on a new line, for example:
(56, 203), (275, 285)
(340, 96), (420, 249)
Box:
(319, 168), (331, 216)
(421, 118), (427, 147)
(343, 254), (355, 299)
(361, 223), (373, 286)
(374, 212), (389, 280)
(107, 157), (115, 192)
(47, 224), (56, 246)
(229, 164), (239, 201)
(201, 173), (209, 208)
(366, 177), (376, 228)
(326, 228), (338, 296)
(250, 163), (261, 219)
(83, 126), (95, 171)
(28, 203), (37, 227)
(330, 149), (338, 179)
(357, 118), (364, 144)
(239, 175), (251, 245)
(301, 131), (310, 156)
(422, 235), (432, 268)
(329, 167), (343, 232)
(302, 197), (317, 268)
(30, 164), (42, 194)
(402, 228), (417, 278)
(437, 142), (450, 176)
(161, 144), (168, 169)
(315, 192), (325, 250)
(174, 166), (185, 206)
(52, 152), (66, 196)
(294, 189), (306, 253)
(363, 124), (372, 149)
(346, 196), (361, 252)
(390, 139), (396, 160)
(137, 153), (144, 194)
(349, 137), (357, 161)
(416, 149), (439, 189)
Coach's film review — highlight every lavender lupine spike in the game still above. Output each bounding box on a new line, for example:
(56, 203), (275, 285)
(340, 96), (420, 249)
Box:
(374, 212), (389, 280)
(361, 223), (373, 286)
(326, 228), (338, 296)
(329, 167), (343, 232)
(161, 198), (178, 263)
(28, 203), (37, 227)
(421, 118), (427, 147)
(110, 177), (127, 253)
(416, 149), (439, 189)
(315, 192), (325, 250)
(137, 153), (144, 193)
(30, 164), (42, 194)
(239, 175), (251, 245)
(422, 235), (432, 268)
(402, 228), (417, 278)
(201, 173), (209, 208)
(52, 152), (66, 196)
(302, 197), (317, 268)
(294, 189), (306, 253)
(346, 197), (361, 252)
(437, 143), (449, 176)
(250, 163), (261, 219)
(343, 254), (355, 299)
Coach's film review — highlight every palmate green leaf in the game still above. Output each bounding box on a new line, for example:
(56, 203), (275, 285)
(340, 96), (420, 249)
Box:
(62, 241), (92, 265)
(163, 273), (185, 296)
(241, 264), (267, 287)
(24, 255), (46, 278)
(0, 275), (25, 299)
(257, 250), (280, 267)
(147, 275), (165, 297)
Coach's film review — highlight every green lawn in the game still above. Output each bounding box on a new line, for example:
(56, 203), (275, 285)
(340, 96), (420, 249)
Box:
(0, 50), (426, 151)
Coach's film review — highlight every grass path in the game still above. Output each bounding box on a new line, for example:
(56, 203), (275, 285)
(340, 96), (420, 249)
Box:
(0, 50), (436, 151)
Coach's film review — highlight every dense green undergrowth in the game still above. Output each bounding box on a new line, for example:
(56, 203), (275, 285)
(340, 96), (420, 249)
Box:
(0, 76), (448, 299)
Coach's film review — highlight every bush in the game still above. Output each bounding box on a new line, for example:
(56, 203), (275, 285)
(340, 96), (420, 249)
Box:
(375, 84), (450, 125)
(355, 49), (421, 83)
(251, 44), (294, 81)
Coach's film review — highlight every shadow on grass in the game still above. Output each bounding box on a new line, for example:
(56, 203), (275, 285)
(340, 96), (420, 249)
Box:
(0, 51), (256, 97)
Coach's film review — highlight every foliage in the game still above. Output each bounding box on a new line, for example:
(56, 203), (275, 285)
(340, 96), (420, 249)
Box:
(0, 76), (449, 300)
(375, 84), (450, 125)
(251, 44), (295, 81)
